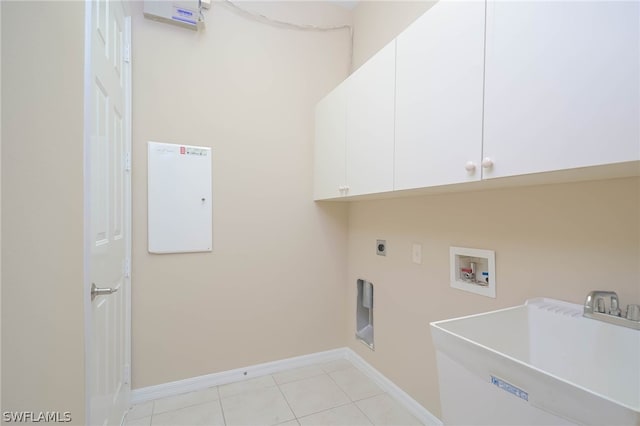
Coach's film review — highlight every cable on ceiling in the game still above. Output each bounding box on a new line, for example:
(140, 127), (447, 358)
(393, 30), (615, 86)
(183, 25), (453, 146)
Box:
(219, 0), (354, 70)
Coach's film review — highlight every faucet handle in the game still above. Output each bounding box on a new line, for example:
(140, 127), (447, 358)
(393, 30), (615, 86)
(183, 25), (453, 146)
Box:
(626, 304), (640, 321)
(610, 298), (621, 316)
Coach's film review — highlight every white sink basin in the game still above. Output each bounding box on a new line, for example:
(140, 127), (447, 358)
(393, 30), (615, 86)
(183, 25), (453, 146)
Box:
(431, 298), (640, 425)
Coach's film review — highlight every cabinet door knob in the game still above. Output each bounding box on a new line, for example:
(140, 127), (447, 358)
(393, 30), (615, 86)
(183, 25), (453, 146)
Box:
(465, 161), (476, 172)
(481, 157), (494, 168)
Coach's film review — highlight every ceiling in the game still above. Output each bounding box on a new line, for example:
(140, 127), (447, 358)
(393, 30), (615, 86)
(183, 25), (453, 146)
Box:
(331, 1), (359, 10)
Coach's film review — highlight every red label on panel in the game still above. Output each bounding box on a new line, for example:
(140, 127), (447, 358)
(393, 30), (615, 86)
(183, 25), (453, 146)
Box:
(180, 146), (186, 155)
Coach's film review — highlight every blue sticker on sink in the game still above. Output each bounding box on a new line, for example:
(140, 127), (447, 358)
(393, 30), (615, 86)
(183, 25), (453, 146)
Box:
(491, 375), (528, 401)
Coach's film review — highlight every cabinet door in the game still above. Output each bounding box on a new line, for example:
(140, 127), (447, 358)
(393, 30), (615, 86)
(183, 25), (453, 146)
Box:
(394, 0), (485, 190)
(483, 1), (640, 179)
(345, 41), (396, 197)
(314, 82), (347, 200)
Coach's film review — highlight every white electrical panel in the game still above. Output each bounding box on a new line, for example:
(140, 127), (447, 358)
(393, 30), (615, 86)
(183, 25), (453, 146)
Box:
(450, 247), (496, 298)
(148, 141), (212, 254)
(143, 1), (204, 31)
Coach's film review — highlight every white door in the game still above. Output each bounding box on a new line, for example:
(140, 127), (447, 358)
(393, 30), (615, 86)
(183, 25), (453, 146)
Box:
(394, 0), (485, 190)
(482, 0), (640, 179)
(314, 81), (348, 200)
(345, 40), (396, 197)
(85, 0), (132, 424)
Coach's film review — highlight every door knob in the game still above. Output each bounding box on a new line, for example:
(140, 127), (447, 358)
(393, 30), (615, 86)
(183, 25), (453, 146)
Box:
(481, 157), (494, 168)
(465, 161), (476, 172)
(91, 283), (118, 301)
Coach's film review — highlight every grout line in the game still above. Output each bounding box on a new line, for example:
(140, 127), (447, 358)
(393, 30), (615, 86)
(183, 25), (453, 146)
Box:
(281, 370), (353, 419)
(142, 388), (223, 424)
(297, 400), (354, 421)
(353, 397), (376, 426)
(350, 389), (387, 403)
(218, 377), (279, 400)
(319, 359), (356, 375)
(151, 392), (221, 417)
(335, 364), (386, 403)
(304, 372), (353, 417)
(148, 400), (155, 425)
(273, 368), (328, 386)
(274, 374), (298, 423)
(325, 366), (359, 403)
(325, 371), (342, 390)
(217, 398), (227, 426)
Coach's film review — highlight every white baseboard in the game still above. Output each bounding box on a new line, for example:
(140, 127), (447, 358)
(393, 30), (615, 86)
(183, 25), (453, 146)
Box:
(131, 347), (345, 404)
(345, 348), (443, 426)
(130, 347), (442, 425)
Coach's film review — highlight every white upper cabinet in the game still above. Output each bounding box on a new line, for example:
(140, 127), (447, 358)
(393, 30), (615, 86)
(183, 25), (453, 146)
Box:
(314, 0), (639, 201)
(482, 1), (640, 179)
(314, 42), (395, 200)
(314, 81), (347, 200)
(394, 0), (486, 190)
(346, 40), (396, 197)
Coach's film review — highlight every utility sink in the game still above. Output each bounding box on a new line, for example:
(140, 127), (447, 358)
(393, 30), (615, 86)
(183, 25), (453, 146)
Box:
(430, 298), (640, 425)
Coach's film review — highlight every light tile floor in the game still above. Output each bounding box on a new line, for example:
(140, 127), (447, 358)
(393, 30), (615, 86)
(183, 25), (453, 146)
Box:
(124, 359), (424, 426)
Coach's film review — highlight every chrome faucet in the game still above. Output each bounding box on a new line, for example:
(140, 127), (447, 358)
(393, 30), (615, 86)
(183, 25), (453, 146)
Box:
(584, 290), (619, 314)
(583, 290), (640, 330)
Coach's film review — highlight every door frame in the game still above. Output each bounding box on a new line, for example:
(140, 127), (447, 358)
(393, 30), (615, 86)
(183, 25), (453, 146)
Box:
(82, 0), (133, 423)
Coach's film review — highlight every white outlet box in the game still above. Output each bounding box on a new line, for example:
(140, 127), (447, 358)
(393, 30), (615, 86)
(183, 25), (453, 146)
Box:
(450, 247), (496, 298)
(412, 243), (422, 264)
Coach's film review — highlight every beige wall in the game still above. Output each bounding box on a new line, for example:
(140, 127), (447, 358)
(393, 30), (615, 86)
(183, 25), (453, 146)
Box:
(346, 178), (640, 417)
(3, 2), (636, 424)
(131, 2), (351, 388)
(1, 2), (86, 423)
(351, 0), (435, 71)
(348, 2), (640, 418)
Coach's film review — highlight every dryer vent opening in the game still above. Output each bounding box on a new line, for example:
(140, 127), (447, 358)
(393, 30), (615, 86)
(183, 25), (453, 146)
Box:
(356, 279), (374, 350)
